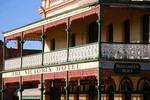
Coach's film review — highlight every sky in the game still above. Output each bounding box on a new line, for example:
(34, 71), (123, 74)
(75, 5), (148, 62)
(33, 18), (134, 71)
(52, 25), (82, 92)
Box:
(0, 0), (42, 50)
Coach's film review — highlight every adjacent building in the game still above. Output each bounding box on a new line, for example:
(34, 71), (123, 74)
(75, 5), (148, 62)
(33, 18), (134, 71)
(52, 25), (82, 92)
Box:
(1, 0), (150, 100)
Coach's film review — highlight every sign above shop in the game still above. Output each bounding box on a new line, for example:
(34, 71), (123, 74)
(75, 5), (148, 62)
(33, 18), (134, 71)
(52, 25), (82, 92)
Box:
(114, 63), (141, 74)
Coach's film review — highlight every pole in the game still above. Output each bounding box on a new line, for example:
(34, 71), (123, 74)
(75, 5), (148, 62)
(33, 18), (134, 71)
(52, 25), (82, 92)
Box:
(42, 25), (45, 66)
(66, 17), (71, 62)
(2, 38), (6, 100)
(65, 71), (69, 100)
(65, 17), (71, 100)
(97, 0), (102, 100)
(1, 78), (4, 100)
(3, 38), (6, 71)
(19, 76), (23, 100)
(20, 32), (24, 69)
(40, 74), (44, 100)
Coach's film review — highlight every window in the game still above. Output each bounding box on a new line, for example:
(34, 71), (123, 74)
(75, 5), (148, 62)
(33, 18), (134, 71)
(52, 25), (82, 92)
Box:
(108, 24), (113, 42)
(142, 14), (149, 43)
(50, 38), (55, 50)
(120, 81), (132, 100)
(143, 82), (150, 100)
(124, 19), (130, 43)
(71, 34), (75, 47)
(89, 21), (98, 43)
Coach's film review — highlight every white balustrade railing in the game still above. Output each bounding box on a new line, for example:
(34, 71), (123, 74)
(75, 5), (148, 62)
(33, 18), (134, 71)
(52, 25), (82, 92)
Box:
(69, 43), (98, 62)
(22, 54), (42, 68)
(44, 49), (67, 65)
(4, 43), (150, 70)
(102, 43), (150, 59)
(5, 57), (21, 70)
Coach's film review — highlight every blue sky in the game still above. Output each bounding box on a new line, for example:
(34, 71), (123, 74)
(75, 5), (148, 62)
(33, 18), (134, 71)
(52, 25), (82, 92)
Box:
(0, 0), (42, 49)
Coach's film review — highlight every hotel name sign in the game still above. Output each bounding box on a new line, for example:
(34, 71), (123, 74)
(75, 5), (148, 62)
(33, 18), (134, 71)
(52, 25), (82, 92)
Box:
(114, 63), (141, 74)
(3, 61), (98, 78)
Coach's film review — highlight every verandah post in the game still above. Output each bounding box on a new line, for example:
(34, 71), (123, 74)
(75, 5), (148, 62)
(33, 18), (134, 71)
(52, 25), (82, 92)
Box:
(19, 76), (23, 100)
(2, 37), (6, 100)
(20, 32), (24, 69)
(42, 25), (45, 66)
(97, 0), (102, 100)
(66, 17), (71, 62)
(65, 17), (71, 100)
(65, 71), (69, 100)
(1, 78), (4, 100)
(40, 74), (44, 100)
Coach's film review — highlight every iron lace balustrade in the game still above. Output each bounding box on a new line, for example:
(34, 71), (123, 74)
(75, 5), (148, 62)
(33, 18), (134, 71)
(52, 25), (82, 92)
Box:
(44, 49), (67, 65)
(5, 57), (21, 70)
(69, 43), (98, 62)
(4, 42), (150, 71)
(102, 42), (150, 60)
(4, 43), (98, 70)
(23, 53), (42, 68)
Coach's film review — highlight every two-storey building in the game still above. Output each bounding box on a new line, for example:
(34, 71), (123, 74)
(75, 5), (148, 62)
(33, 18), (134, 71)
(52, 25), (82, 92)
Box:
(1, 0), (150, 100)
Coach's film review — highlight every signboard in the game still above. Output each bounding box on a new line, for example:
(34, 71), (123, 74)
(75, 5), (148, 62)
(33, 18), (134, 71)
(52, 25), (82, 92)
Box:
(80, 80), (97, 85)
(3, 61), (98, 78)
(53, 81), (78, 87)
(114, 63), (141, 74)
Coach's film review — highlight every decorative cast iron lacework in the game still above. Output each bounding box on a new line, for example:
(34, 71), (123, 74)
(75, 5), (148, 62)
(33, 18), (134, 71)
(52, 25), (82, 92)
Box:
(4, 43), (150, 70)
(5, 57), (21, 70)
(69, 43), (98, 62)
(44, 49), (67, 65)
(102, 43), (150, 59)
(22, 54), (42, 68)
(6, 38), (42, 43)
(4, 43), (98, 70)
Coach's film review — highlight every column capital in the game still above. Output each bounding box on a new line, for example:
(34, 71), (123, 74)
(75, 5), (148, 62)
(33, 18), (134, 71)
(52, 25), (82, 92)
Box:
(39, 87), (45, 91)
(97, 19), (103, 23)
(41, 35), (46, 38)
(64, 86), (70, 90)
(18, 88), (24, 92)
(1, 89), (5, 93)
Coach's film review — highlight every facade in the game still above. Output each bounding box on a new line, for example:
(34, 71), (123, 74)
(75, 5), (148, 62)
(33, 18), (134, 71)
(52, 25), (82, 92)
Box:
(1, 0), (150, 100)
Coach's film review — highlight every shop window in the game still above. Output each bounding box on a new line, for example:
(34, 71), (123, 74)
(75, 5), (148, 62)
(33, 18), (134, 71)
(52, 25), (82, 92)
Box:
(124, 19), (130, 43)
(50, 38), (55, 50)
(108, 24), (113, 42)
(89, 21), (98, 43)
(142, 14), (149, 43)
(71, 33), (75, 47)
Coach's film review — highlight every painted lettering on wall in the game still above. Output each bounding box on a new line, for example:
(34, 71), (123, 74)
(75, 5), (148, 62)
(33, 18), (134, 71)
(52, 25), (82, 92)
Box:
(12, 64), (79, 77)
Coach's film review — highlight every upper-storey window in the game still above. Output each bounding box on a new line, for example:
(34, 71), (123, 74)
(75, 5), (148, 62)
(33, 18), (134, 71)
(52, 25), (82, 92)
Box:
(142, 14), (149, 43)
(71, 33), (75, 47)
(124, 19), (130, 43)
(89, 21), (98, 43)
(50, 38), (55, 50)
(108, 24), (113, 42)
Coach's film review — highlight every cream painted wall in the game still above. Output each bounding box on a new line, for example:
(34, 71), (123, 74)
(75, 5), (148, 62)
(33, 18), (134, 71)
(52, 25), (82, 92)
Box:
(44, 12), (150, 52)
(102, 12), (149, 43)
(45, 24), (67, 52)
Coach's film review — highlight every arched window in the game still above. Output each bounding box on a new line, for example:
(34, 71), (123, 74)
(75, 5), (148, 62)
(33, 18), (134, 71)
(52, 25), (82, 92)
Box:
(119, 77), (133, 100)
